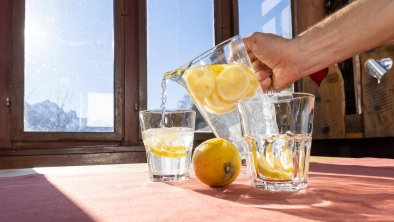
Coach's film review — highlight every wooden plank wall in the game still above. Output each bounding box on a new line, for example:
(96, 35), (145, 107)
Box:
(303, 66), (346, 139)
(361, 41), (394, 137)
(295, 0), (346, 139)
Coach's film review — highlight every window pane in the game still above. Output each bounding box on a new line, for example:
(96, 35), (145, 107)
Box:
(24, 0), (114, 132)
(238, 0), (294, 92)
(238, 0), (292, 38)
(147, 0), (214, 131)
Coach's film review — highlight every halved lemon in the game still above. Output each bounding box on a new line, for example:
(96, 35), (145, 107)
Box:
(216, 65), (250, 101)
(148, 141), (187, 158)
(184, 67), (215, 100)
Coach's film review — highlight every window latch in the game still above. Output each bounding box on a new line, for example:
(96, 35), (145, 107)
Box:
(134, 102), (139, 111)
(6, 97), (11, 107)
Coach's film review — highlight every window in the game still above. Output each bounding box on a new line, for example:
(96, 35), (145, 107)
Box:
(0, 0), (295, 154)
(238, 0), (294, 92)
(145, 0), (294, 133)
(146, 0), (214, 131)
(10, 0), (124, 144)
(238, 0), (292, 38)
(24, 0), (115, 132)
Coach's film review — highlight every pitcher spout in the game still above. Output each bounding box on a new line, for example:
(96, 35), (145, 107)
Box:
(164, 67), (188, 89)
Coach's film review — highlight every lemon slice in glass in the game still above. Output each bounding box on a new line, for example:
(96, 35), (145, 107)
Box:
(244, 136), (259, 173)
(216, 65), (250, 101)
(257, 155), (293, 180)
(280, 145), (294, 172)
(184, 67), (215, 100)
(149, 141), (187, 158)
(257, 136), (294, 180)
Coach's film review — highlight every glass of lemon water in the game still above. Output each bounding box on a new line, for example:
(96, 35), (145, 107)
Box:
(238, 93), (315, 191)
(139, 110), (196, 182)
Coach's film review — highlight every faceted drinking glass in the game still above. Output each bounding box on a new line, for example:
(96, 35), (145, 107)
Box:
(237, 93), (315, 191)
(139, 110), (196, 182)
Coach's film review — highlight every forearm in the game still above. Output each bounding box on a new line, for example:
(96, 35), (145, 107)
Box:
(291, 0), (394, 77)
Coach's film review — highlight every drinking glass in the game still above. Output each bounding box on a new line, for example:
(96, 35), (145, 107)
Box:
(237, 93), (315, 191)
(139, 110), (196, 182)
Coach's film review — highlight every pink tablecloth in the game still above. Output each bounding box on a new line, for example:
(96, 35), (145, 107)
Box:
(0, 157), (393, 222)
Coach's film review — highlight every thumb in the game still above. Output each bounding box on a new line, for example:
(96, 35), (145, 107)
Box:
(242, 33), (260, 52)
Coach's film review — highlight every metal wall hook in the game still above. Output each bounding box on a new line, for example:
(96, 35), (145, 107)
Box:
(365, 58), (393, 83)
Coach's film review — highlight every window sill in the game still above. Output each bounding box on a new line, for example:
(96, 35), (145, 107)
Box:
(0, 145), (146, 169)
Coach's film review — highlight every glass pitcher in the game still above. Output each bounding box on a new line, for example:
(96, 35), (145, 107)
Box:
(164, 35), (263, 158)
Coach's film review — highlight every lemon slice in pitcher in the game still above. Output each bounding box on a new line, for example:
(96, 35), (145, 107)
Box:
(243, 67), (261, 98)
(184, 67), (215, 100)
(217, 65), (250, 101)
(207, 64), (225, 77)
(204, 92), (237, 114)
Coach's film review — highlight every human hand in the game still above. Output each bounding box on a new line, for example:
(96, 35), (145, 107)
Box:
(243, 32), (302, 91)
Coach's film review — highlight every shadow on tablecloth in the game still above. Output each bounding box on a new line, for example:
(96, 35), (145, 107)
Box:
(0, 174), (94, 222)
(170, 161), (394, 221)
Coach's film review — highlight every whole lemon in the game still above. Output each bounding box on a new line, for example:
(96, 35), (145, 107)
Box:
(192, 138), (242, 187)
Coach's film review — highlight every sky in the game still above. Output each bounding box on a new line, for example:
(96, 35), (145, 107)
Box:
(24, 0), (291, 129)
(147, 0), (214, 110)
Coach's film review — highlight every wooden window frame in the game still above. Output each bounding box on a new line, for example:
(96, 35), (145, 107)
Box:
(0, 0), (297, 156)
(11, 0), (123, 144)
(0, 0), (148, 168)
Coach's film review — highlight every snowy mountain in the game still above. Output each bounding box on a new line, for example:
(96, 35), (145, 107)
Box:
(24, 100), (111, 132)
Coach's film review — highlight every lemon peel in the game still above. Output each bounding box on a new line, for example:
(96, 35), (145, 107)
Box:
(192, 138), (242, 187)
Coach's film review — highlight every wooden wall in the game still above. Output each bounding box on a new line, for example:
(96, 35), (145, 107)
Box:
(295, 0), (346, 139)
(302, 65), (346, 139)
(294, 0), (394, 139)
(361, 42), (394, 138)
